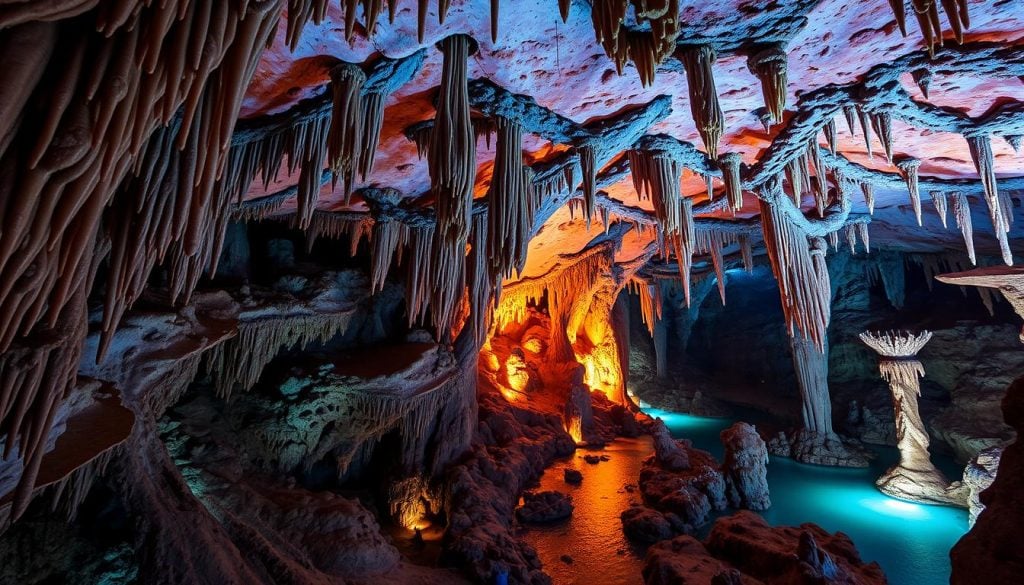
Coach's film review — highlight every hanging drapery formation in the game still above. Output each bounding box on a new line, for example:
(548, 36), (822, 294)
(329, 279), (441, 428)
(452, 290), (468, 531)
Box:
(932, 191), (949, 228)
(679, 45), (724, 159)
(327, 63), (366, 206)
(747, 44), (788, 125)
(859, 330), (961, 504)
(950, 191), (977, 264)
(588, 0), (680, 86)
(429, 34), (477, 247)
(718, 153), (744, 213)
(896, 157), (923, 226)
(965, 133), (1013, 265)
(758, 185), (831, 351)
(488, 116), (535, 281)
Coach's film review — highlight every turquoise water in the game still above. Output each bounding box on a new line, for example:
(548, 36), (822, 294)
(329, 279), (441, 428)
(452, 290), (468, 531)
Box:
(645, 407), (969, 585)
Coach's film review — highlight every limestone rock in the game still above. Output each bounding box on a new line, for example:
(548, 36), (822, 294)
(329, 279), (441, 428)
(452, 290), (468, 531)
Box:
(621, 506), (675, 544)
(963, 446), (1002, 527)
(720, 422), (771, 510)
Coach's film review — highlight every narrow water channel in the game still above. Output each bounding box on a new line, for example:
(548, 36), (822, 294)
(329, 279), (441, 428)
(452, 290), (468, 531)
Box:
(521, 407), (970, 585)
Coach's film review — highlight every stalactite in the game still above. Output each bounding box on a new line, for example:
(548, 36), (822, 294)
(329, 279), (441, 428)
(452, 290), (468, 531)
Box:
(589, 0), (679, 86)
(754, 108), (773, 134)
(430, 230), (467, 344)
(912, 68), (932, 98)
(299, 212), (372, 253)
(371, 219), (401, 294)
(357, 92), (388, 183)
(807, 141), (829, 216)
(405, 225), (436, 326)
(758, 186), (830, 351)
(327, 64), (365, 204)
(888, 0), (908, 36)
(468, 212), (495, 346)
(966, 133), (1013, 265)
(823, 119), (838, 155)
(828, 230), (839, 251)
(911, 0), (944, 56)
(786, 155), (805, 207)
(842, 105), (858, 137)
(696, 230), (729, 304)
(488, 116), (534, 281)
(860, 182), (876, 215)
(1005, 134), (1022, 153)
(747, 44), (788, 125)
(896, 157), (923, 226)
(579, 143), (597, 225)
(871, 112), (894, 164)
(846, 225), (858, 255)
(931, 191), (949, 228)
(629, 278), (663, 337)
(718, 153), (744, 213)
(494, 250), (609, 331)
(429, 35), (477, 247)
(739, 234), (754, 273)
(858, 222), (871, 254)
(951, 191), (977, 265)
(858, 107), (874, 158)
(679, 45), (724, 159)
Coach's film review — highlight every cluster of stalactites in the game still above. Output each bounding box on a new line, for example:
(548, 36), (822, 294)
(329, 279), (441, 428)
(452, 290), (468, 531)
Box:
(759, 193), (831, 352)
(965, 134), (1013, 265)
(839, 105), (895, 164)
(429, 35), (476, 247)
(327, 63), (366, 208)
(468, 212), (496, 346)
(628, 278), (663, 337)
(319, 0), (493, 45)
(679, 45), (724, 159)
(695, 229), (739, 304)
(488, 116), (536, 282)
(747, 44), (788, 125)
(627, 149), (696, 304)
(589, 0), (681, 86)
(843, 222), (871, 255)
(494, 250), (610, 332)
(888, 0), (972, 56)
(0, 0), (283, 523)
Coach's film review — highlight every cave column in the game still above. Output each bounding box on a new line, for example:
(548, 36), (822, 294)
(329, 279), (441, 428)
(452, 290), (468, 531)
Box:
(859, 330), (966, 505)
(653, 316), (669, 380)
(612, 292), (631, 405)
(789, 331), (833, 435)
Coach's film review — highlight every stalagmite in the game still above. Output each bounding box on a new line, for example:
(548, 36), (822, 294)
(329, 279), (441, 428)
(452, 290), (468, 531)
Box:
(966, 133), (1013, 265)
(747, 44), (788, 125)
(429, 35), (477, 246)
(488, 116), (534, 281)
(951, 191), (977, 264)
(896, 157), (923, 226)
(679, 45), (724, 159)
(327, 63), (366, 203)
(931, 191), (949, 228)
(718, 153), (744, 213)
(859, 331), (964, 505)
(758, 183), (831, 351)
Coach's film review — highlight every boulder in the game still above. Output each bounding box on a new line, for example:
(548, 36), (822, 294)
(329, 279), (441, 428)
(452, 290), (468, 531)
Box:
(720, 422), (770, 510)
(963, 446), (1002, 527)
(621, 506), (674, 544)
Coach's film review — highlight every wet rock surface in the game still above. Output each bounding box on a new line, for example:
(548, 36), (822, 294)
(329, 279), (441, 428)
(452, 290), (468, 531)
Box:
(516, 491), (573, 524)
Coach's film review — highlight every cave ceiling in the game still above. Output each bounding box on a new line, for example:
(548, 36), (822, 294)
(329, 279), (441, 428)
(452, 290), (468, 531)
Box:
(239, 0), (1024, 278)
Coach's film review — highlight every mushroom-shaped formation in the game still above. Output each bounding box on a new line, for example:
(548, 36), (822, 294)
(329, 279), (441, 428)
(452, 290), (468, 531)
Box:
(858, 330), (966, 506)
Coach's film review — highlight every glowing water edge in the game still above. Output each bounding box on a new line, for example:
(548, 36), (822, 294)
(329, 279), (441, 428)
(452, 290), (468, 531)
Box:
(647, 407), (969, 585)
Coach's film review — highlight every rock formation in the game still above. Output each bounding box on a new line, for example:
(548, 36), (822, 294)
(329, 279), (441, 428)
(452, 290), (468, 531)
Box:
(719, 422), (770, 511)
